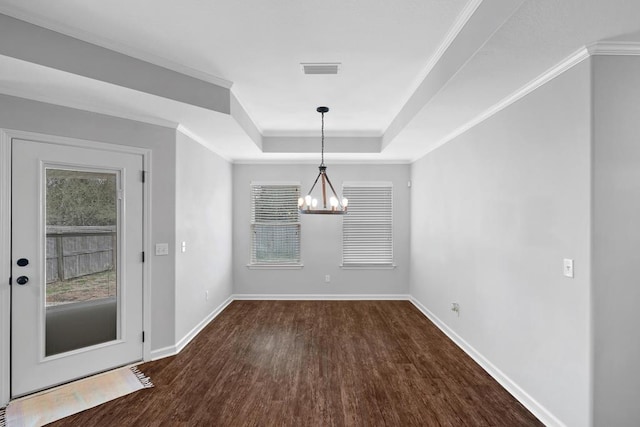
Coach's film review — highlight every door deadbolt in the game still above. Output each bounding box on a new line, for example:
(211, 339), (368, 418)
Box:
(17, 258), (29, 267)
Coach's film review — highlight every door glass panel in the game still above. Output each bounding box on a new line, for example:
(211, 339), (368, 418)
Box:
(45, 168), (119, 356)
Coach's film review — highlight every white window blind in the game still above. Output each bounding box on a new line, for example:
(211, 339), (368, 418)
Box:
(342, 183), (393, 266)
(250, 183), (301, 265)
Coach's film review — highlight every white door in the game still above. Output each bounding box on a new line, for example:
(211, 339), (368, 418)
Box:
(11, 138), (144, 397)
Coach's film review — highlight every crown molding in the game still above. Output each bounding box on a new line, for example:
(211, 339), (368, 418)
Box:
(382, 0), (486, 149)
(587, 41), (640, 56)
(383, 0), (527, 150)
(232, 158), (412, 165)
(393, 0), (484, 121)
(176, 124), (233, 163)
(0, 7), (233, 89)
(0, 85), (179, 129)
(412, 46), (591, 162)
(262, 136), (382, 154)
(0, 84), (237, 164)
(412, 41), (640, 162)
(262, 129), (382, 138)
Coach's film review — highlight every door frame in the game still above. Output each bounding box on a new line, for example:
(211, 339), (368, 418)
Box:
(0, 129), (152, 405)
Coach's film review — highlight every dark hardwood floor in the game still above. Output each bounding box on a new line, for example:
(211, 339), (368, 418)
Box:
(52, 300), (542, 426)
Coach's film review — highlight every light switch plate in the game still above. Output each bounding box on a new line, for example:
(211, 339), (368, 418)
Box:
(563, 258), (574, 278)
(155, 243), (169, 256)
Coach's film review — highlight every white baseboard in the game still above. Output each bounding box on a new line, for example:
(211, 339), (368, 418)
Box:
(409, 296), (565, 427)
(150, 344), (177, 361)
(150, 296), (234, 361)
(175, 296), (234, 354)
(232, 293), (411, 300)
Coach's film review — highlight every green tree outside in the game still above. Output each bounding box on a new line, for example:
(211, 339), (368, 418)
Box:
(46, 170), (117, 226)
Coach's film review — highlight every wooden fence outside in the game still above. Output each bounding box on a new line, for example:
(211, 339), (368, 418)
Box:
(46, 226), (116, 283)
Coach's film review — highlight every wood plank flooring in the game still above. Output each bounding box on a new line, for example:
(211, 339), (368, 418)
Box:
(52, 300), (542, 426)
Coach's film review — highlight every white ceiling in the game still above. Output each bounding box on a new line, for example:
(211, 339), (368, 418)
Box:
(0, 0), (639, 162)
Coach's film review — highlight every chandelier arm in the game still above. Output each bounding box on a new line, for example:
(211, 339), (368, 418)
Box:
(321, 172), (327, 208)
(306, 169), (323, 195)
(322, 173), (344, 207)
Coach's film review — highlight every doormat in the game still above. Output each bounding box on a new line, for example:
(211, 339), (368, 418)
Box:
(0, 366), (153, 427)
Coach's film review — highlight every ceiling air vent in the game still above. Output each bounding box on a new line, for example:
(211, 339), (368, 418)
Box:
(301, 63), (341, 75)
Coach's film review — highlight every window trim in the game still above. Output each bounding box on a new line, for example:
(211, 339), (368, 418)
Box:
(340, 264), (396, 270)
(246, 263), (304, 270)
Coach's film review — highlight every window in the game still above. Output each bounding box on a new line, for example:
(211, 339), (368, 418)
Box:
(342, 182), (394, 267)
(250, 183), (301, 266)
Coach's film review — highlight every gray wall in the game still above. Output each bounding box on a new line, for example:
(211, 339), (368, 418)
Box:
(0, 94), (177, 351)
(592, 55), (640, 426)
(233, 163), (410, 296)
(175, 131), (233, 340)
(410, 61), (592, 426)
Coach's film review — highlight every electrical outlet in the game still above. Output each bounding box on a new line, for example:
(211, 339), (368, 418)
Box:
(325, 275), (331, 283)
(451, 303), (460, 316)
(181, 241), (187, 253)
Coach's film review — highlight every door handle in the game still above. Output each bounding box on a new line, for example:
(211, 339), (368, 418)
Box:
(16, 276), (29, 285)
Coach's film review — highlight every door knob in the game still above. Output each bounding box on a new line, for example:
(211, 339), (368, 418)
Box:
(16, 276), (29, 285)
(17, 258), (29, 267)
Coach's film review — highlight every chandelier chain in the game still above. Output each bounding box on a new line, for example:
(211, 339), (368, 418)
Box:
(321, 111), (325, 166)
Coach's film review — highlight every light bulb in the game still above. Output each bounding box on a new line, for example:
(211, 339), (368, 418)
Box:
(298, 197), (304, 207)
(311, 198), (318, 208)
(305, 195), (312, 206)
(330, 196), (338, 208)
(342, 198), (348, 207)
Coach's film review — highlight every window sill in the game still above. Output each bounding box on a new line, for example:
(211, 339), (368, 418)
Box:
(340, 264), (396, 270)
(247, 264), (304, 270)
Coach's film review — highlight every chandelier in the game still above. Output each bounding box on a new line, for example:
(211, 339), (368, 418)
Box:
(298, 106), (348, 215)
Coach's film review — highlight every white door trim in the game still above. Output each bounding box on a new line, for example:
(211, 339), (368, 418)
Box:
(0, 129), (153, 404)
(0, 130), (11, 406)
